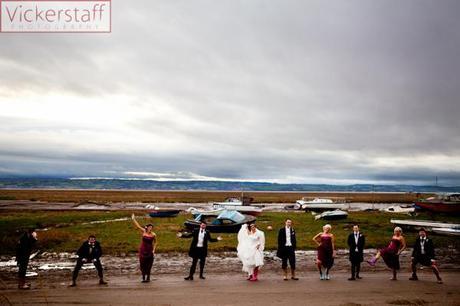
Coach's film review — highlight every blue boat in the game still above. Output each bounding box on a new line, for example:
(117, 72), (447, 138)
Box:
(184, 210), (256, 233)
(149, 209), (181, 218)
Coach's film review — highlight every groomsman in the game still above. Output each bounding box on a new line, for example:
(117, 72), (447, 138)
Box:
(70, 235), (107, 287)
(347, 224), (365, 280)
(184, 221), (221, 280)
(277, 218), (298, 280)
(409, 228), (443, 284)
(16, 229), (38, 289)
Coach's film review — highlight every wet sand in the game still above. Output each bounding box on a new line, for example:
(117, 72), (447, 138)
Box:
(1, 272), (459, 306)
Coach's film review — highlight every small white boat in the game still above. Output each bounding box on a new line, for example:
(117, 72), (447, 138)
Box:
(284, 203), (302, 210)
(212, 197), (263, 216)
(296, 198), (346, 211)
(390, 219), (460, 231)
(314, 209), (348, 221)
(432, 227), (460, 236)
(384, 205), (415, 214)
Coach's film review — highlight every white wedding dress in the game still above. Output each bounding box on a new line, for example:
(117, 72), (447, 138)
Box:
(237, 224), (265, 275)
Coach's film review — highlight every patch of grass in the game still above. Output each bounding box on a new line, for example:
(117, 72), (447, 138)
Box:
(1, 211), (459, 255)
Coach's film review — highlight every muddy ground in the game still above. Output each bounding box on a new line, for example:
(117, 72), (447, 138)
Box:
(0, 271), (459, 306)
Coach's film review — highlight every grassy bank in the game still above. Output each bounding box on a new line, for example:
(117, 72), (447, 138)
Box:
(0, 189), (431, 203)
(1, 211), (459, 256)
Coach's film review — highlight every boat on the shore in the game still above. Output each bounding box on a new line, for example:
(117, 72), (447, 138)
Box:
(296, 198), (347, 211)
(149, 209), (181, 218)
(432, 227), (460, 236)
(414, 193), (460, 213)
(212, 197), (263, 216)
(384, 205), (416, 214)
(284, 203), (302, 211)
(184, 210), (256, 233)
(314, 209), (348, 221)
(390, 219), (460, 232)
(188, 207), (224, 217)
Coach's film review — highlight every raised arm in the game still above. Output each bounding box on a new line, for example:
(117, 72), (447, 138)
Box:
(131, 213), (145, 233)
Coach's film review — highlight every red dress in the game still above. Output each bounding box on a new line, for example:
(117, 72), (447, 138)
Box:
(139, 235), (155, 276)
(380, 238), (401, 270)
(317, 235), (334, 269)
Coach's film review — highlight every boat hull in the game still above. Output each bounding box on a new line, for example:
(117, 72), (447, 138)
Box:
(414, 201), (460, 213)
(149, 210), (181, 218)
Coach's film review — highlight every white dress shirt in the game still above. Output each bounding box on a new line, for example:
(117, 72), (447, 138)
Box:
(354, 232), (359, 252)
(285, 227), (292, 246)
(197, 229), (205, 247)
(420, 237), (426, 255)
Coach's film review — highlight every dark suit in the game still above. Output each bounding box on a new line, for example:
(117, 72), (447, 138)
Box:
(410, 236), (441, 280)
(185, 228), (217, 277)
(16, 232), (37, 281)
(347, 232), (365, 278)
(72, 240), (104, 282)
(412, 237), (435, 266)
(277, 227), (297, 270)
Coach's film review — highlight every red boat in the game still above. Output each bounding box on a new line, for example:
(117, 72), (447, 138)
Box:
(414, 193), (460, 213)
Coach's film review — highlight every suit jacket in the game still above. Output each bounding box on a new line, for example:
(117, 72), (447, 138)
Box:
(76, 241), (102, 260)
(347, 232), (365, 262)
(276, 227), (296, 258)
(412, 237), (435, 260)
(16, 232), (37, 262)
(186, 229), (217, 258)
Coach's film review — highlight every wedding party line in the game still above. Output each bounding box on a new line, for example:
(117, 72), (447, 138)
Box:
(15, 215), (443, 289)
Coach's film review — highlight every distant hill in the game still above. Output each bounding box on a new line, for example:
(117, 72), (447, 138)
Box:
(0, 178), (458, 193)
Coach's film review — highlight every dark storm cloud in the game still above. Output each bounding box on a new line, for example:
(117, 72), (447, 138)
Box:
(0, 0), (459, 184)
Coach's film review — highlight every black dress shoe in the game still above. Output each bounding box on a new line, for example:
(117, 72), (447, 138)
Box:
(184, 276), (193, 281)
(356, 275), (362, 279)
(199, 275), (206, 279)
(348, 277), (356, 281)
(291, 277), (299, 280)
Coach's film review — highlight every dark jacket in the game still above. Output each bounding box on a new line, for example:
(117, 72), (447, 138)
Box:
(412, 237), (435, 260)
(185, 229), (217, 258)
(276, 227), (296, 258)
(347, 232), (365, 262)
(76, 241), (102, 260)
(15, 232), (37, 262)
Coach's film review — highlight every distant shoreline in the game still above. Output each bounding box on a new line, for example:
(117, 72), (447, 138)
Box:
(0, 188), (432, 203)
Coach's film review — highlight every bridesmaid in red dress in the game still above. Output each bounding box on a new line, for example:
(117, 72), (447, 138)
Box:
(132, 214), (157, 283)
(312, 224), (336, 280)
(367, 227), (406, 280)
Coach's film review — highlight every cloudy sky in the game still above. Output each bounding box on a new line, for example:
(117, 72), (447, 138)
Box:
(1, 0), (459, 185)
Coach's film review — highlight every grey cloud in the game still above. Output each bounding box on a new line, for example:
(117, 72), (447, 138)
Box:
(0, 0), (460, 184)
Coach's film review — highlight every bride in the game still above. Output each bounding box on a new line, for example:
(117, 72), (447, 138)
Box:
(237, 222), (265, 281)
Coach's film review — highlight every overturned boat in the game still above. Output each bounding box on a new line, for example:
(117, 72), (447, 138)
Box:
(390, 219), (460, 232)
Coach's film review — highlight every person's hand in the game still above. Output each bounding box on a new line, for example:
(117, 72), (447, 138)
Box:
(92, 259), (97, 263)
(333, 250), (337, 257)
(431, 259), (436, 265)
(131, 213), (135, 220)
(32, 232), (38, 239)
(411, 256), (414, 260)
(217, 236), (223, 241)
(82, 258), (87, 263)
